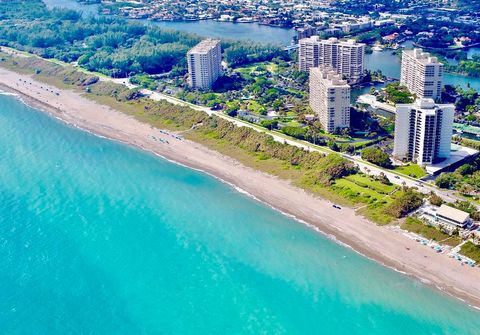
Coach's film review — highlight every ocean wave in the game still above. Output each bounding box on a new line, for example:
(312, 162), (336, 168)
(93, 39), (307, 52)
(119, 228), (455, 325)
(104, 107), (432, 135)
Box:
(0, 91), (18, 96)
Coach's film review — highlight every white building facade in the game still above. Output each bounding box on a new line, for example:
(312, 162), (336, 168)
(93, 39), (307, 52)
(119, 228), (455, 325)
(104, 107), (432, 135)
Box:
(309, 66), (351, 133)
(298, 37), (365, 83)
(187, 39), (222, 89)
(393, 99), (454, 166)
(400, 48), (443, 100)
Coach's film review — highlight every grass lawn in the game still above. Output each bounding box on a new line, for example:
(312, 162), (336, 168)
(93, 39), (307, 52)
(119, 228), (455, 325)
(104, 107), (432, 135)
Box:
(284, 120), (302, 127)
(333, 179), (385, 203)
(332, 175), (399, 225)
(400, 217), (462, 247)
(394, 164), (427, 178)
(460, 241), (480, 263)
(345, 174), (397, 194)
(234, 62), (278, 75)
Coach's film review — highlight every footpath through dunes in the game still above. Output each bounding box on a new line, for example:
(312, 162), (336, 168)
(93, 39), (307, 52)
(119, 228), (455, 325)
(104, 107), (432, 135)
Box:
(1, 66), (480, 307)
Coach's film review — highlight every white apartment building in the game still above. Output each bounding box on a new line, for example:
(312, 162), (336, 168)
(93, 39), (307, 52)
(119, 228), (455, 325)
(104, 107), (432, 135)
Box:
(335, 18), (373, 33)
(393, 98), (454, 166)
(309, 66), (351, 133)
(298, 36), (365, 83)
(400, 48), (444, 100)
(187, 39), (222, 89)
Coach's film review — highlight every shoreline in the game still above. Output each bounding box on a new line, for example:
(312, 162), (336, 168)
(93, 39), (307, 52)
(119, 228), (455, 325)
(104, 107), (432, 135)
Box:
(2, 68), (480, 309)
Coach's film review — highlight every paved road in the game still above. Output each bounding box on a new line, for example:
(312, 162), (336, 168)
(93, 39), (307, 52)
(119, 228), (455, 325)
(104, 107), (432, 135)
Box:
(109, 78), (466, 204)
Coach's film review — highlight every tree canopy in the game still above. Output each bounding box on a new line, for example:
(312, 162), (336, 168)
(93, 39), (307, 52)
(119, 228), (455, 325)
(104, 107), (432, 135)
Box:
(361, 147), (392, 168)
(0, 0), (286, 77)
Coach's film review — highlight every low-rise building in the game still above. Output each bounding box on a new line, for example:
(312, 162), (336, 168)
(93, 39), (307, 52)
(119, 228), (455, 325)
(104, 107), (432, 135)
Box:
(436, 204), (471, 229)
(418, 204), (471, 234)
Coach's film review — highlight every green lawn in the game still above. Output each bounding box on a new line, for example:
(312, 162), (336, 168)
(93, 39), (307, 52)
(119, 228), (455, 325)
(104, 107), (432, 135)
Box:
(332, 175), (399, 225)
(400, 217), (462, 247)
(333, 179), (385, 203)
(394, 164), (427, 178)
(283, 120), (302, 127)
(460, 241), (480, 263)
(345, 174), (397, 194)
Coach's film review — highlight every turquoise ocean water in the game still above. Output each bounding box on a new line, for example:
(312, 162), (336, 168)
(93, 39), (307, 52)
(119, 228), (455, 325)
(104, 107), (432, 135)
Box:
(1, 93), (480, 334)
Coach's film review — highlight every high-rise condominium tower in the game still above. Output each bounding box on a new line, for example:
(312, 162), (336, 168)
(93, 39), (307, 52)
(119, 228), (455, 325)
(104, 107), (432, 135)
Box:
(309, 66), (351, 133)
(187, 39), (222, 89)
(393, 98), (454, 166)
(400, 48), (443, 100)
(298, 36), (365, 83)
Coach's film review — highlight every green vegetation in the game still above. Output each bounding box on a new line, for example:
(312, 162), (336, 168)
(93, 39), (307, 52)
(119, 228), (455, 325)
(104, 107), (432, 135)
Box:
(435, 172), (458, 189)
(346, 174), (396, 194)
(361, 147), (392, 168)
(0, 0), (285, 77)
(401, 217), (461, 247)
(453, 136), (480, 151)
(394, 164), (427, 178)
(385, 188), (424, 218)
(383, 82), (415, 104)
(451, 87), (480, 114)
(445, 56), (480, 78)
(429, 192), (444, 206)
(0, 51), (424, 225)
(130, 74), (157, 90)
(435, 157), (480, 197)
(460, 242), (480, 263)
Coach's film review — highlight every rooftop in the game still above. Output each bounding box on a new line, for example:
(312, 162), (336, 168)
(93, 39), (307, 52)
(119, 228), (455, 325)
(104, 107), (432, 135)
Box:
(396, 99), (454, 113)
(403, 48), (442, 65)
(188, 39), (221, 54)
(437, 204), (470, 224)
(299, 36), (364, 47)
(425, 144), (478, 175)
(310, 66), (350, 87)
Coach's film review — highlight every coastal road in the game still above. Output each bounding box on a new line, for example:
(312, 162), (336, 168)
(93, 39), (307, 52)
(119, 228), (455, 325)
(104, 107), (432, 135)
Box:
(109, 78), (462, 204)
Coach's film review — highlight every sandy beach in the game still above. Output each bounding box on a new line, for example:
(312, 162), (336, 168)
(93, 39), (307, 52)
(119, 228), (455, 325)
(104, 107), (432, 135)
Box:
(2, 67), (480, 308)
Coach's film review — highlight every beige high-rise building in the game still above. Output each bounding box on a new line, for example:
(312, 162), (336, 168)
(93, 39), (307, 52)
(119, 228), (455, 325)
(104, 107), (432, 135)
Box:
(187, 39), (222, 89)
(309, 66), (351, 133)
(298, 36), (365, 83)
(400, 48), (443, 100)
